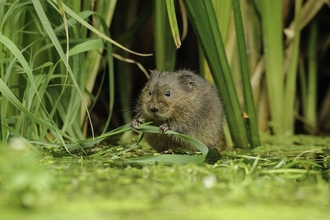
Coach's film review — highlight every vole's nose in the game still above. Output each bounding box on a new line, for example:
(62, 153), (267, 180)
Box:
(150, 107), (158, 113)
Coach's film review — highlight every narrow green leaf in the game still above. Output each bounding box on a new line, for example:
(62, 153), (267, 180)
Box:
(137, 125), (209, 154)
(49, 0), (152, 57)
(181, 0), (249, 148)
(155, 0), (177, 71)
(260, 0), (284, 135)
(165, 0), (181, 48)
(127, 154), (206, 165)
(212, 0), (231, 43)
(283, 0), (303, 135)
(33, 0), (95, 140)
(68, 39), (104, 56)
(0, 33), (40, 102)
(306, 20), (318, 129)
(127, 125), (208, 164)
(232, 0), (260, 148)
(0, 79), (53, 130)
(95, 14), (115, 134)
(36, 123), (208, 164)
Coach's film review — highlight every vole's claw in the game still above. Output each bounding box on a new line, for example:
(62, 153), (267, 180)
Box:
(131, 118), (141, 132)
(159, 123), (169, 133)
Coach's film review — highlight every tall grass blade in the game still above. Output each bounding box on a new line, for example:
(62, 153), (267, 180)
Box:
(165, 0), (181, 48)
(200, 0), (231, 82)
(259, 0), (284, 135)
(96, 16), (115, 134)
(49, 0), (151, 57)
(232, 0), (260, 148)
(306, 20), (318, 130)
(283, 0), (302, 135)
(0, 33), (41, 117)
(155, 0), (176, 71)
(127, 125), (208, 164)
(0, 79), (50, 130)
(182, 0), (249, 148)
(200, 0), (233, 147)
(299, 0), (326, 29)
(78, 0), (117, 127)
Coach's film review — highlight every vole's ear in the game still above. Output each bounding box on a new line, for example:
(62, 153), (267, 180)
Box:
(149, 70), (158, 79)
(179, 74), (195, 90)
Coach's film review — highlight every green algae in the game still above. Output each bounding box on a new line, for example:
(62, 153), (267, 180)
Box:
(1, 135), (330, 219)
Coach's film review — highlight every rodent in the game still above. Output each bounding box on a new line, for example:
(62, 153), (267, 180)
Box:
(131, 69), (224, 152)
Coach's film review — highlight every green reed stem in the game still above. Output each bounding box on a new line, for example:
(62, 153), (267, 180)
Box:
(182, 0), (249, 148)
(283, 0), (302, 135)
(260, 0), (284, 135)
(232, 0), (260, 148)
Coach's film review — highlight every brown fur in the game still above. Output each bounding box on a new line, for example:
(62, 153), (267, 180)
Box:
(131, 70), (224, 152)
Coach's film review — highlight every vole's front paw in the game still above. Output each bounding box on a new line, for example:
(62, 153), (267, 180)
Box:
(159, 123), (169, 133)
(131, 118), (142, 132)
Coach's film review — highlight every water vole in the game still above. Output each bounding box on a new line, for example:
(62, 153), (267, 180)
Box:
(131, 69), (224, 152)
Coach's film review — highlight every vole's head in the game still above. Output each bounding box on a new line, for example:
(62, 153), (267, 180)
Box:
(140, 70), (197, 121)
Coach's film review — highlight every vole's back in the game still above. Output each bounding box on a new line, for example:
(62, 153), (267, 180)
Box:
(133, 70), (224, 152)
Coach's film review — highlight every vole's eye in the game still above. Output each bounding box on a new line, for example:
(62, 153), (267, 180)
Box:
(148, 90), (153, 96)
(165, 90), (171, 97)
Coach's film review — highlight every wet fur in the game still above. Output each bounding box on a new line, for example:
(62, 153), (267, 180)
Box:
(133, 70), (224, 152)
